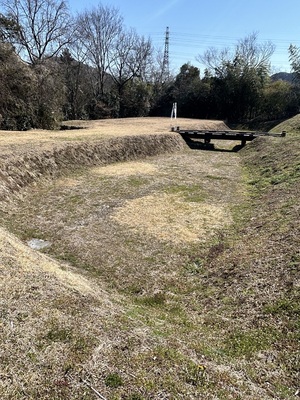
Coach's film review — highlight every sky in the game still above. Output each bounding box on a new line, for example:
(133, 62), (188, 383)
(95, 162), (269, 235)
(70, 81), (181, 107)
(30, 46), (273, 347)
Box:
(68, 0), (300, 75)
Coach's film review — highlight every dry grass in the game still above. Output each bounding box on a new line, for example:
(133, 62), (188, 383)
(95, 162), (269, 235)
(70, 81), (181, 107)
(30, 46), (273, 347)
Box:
(0, 227), (124, 400)
(0, 227), (104, 296)
(0, 117), (228, 152)
(0, 117), (299, 399)
(91, 161), (159, 176)
(112, 193), (232, 244)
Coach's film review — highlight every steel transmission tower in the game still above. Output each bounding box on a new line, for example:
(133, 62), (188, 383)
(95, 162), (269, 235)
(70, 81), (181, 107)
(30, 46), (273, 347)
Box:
(162, 26), (170, 79)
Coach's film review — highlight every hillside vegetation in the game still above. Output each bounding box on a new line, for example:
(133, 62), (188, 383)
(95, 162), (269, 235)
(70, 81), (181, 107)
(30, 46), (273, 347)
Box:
(1, 11), (300, 131)
(0, 117), (299, 399)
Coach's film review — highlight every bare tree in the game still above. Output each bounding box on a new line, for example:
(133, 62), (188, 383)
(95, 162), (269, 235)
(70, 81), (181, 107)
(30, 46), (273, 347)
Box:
(196, 33), (275, 121)
(196, 46), (231, 76)
(197, 32), (275, 76)
(108, 28), (152, 116)
(235, 32), (275, 69)
(75, 4), (123, 98)
(0, 0), (73, 63)
(109, 29), (152, 84)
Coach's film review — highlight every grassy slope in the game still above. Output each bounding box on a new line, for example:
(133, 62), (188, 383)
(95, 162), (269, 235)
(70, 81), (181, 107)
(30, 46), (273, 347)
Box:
(0, 117), (299, 399)
(269, 113), (300, 135)
(219, 134), (299, 396)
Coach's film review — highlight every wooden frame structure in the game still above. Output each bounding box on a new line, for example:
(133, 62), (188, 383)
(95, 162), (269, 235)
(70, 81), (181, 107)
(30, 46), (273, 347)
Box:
(172, 127), (286, 147)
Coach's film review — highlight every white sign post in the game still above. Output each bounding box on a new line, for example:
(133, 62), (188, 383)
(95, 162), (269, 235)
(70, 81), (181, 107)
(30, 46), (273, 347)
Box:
(171, 102), (177, 120)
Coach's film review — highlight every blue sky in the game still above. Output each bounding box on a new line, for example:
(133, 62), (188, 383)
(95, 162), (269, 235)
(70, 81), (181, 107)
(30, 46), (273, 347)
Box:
(69, 0), (300, 75)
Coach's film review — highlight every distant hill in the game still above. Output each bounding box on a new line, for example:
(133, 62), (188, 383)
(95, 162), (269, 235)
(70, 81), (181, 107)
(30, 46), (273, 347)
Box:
(271, 72), (295, 82)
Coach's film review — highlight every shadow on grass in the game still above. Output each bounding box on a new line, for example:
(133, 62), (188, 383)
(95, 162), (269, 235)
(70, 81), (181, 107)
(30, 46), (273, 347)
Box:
(184, 139), (244, 153)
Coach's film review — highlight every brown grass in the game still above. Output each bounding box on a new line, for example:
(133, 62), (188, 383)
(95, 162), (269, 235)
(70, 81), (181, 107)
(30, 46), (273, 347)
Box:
(112, 193), (232, 244)
(0, 117), (298, 399)
(0, 117), (228, 151)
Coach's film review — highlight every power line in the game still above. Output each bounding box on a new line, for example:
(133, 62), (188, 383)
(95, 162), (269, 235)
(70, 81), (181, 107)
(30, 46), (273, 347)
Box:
(147, 29), (296, 70)
(148, 30), (300, 53)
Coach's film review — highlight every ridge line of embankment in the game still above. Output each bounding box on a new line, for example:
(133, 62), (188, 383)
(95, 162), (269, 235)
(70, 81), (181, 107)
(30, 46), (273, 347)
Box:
(0, 133), (185, 200)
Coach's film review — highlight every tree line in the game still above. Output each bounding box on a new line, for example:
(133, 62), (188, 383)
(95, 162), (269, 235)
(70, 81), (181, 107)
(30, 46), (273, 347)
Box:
(1, 0), (300, 130)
